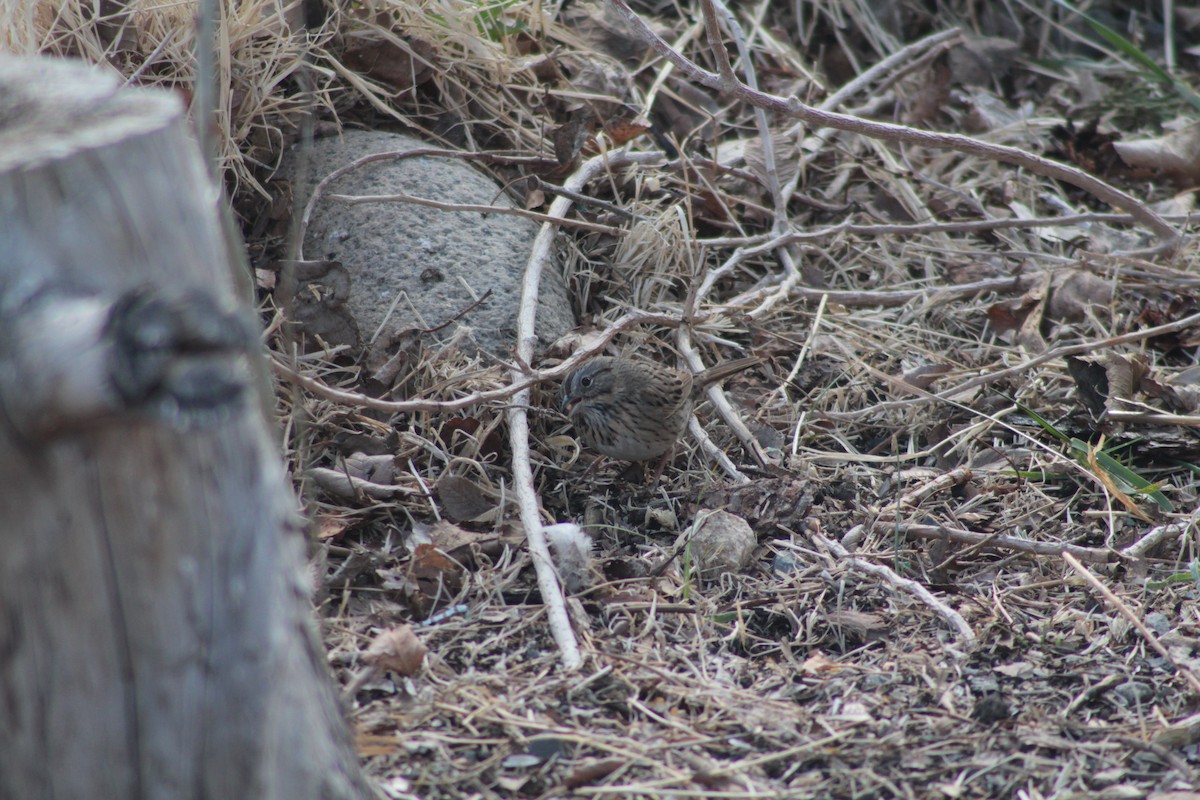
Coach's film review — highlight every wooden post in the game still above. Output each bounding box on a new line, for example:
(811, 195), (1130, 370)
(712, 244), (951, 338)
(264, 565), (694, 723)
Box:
(0, 57), (374, 800)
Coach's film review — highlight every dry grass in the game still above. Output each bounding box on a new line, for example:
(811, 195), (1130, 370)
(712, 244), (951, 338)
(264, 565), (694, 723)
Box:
(10, 0), (1200, 797)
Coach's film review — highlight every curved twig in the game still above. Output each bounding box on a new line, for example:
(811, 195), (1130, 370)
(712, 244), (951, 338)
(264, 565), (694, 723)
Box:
(605, 0), (1179, 253)
(812, 532), (976, 650)
(508, 149), (665, 670)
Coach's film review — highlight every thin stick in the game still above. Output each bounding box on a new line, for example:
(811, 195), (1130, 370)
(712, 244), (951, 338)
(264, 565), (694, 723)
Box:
(823, 309), (1200, 422)
(812, 532), (976, 650)
(274, 300), (1200, 433)
(508, 149), (670, 670)
(815, 28), (963, 113)
(514, 158), (648, 670)
(1062, 552), (1200, 695)
(686, 415), (749, 483)
(675, 204), (766, 476)
(702, 0), (786, 228)
(677, 335), (766, 475)
(696, 211), (1200, 250)
(880, 467), (974, 513)
(891, 521), (1114, 564)
(1122, 523), (1187, 559)
(297, 148), (567, 261)
(270, 307), (684, 414)
(326, 191), (621, 235)
(604, 0), (1179, 253)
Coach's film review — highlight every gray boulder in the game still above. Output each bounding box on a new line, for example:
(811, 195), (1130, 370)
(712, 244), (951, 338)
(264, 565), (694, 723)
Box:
(286, 130), (574, 358)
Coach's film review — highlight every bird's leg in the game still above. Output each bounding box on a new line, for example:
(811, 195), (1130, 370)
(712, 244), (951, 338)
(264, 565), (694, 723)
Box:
(647, 444), (676, 484)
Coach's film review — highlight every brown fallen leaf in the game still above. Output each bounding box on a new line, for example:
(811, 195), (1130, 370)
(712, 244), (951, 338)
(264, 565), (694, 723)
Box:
(436, 474), (496, 522)
(315, 515), (349, 541)
(562, 758), (625, 790)
(1114, 120), (1200, 184)
(341, 31), (436, 98)
(824, 609), (887, 639)
(801, 651), (842, 674)
(363, 625), (426, 677)
(1047, 271), (1114, 324)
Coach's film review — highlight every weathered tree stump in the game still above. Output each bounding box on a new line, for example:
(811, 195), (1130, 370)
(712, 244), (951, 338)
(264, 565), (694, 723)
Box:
(0, 57), (373, 800)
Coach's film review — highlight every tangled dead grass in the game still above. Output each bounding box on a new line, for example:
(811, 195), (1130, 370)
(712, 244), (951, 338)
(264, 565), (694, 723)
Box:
(10, 0), (1200, 797)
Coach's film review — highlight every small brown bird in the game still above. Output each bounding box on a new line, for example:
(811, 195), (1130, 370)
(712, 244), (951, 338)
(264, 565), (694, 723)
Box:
(560, 355), (759, 464)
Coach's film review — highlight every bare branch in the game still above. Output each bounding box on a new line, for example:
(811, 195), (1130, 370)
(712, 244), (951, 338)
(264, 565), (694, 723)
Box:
(604, 0), (1179, 253)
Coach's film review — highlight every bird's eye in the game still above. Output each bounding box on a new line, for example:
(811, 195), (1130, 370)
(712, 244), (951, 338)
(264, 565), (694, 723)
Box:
(580, 376), (593, 388)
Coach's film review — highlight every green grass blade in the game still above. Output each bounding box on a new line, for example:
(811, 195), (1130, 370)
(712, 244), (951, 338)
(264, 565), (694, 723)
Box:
(1051, 0), (1200, 111)
(1070, 438), (1175, 511)
(1015, 401), (1070, 443)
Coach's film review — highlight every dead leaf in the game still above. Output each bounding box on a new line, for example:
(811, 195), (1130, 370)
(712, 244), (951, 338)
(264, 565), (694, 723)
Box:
(552, 116), (595, 165)
(1015, 271), (1052, 353)
(334, 431), (394, 457)
(744, 130), (802, 191)
(987, 295), (1039, 333)
(604, 118), (651, 147)
(1153, 711), (1200, 749)
(523, 185), (545, 210)
(900, 364), (952, 392)
(367, 328), (424, 395)
(563, 758), (624, 790)
(1103, 353), (1148, 408)
(1048, 119), (1126, 179)
(1047, 271), (1113, 323)
(363, 625), (426, 676)
(1153, 189), (1198, 217)
(947, 36), (1019, 86)
(800, 651), (842, 674)
(961, 88), (1031, 133)
(315, 515), (349, 541)
(394, 542), (466, 615)
(1066, 357), (1109, 416)
(1114, 120), (1200, 184)
(436, 475), (496, 522)
(341, 32), (436, 97)
(569, 54), (633, 101)
(344, 452), (396, 484)
(906, 59), (951, 126)
(823, 610), (887, 638)
(1145, 367), (1200, 413)
(1068, 354), (1152, 417)
(426, 519), (485, 552)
